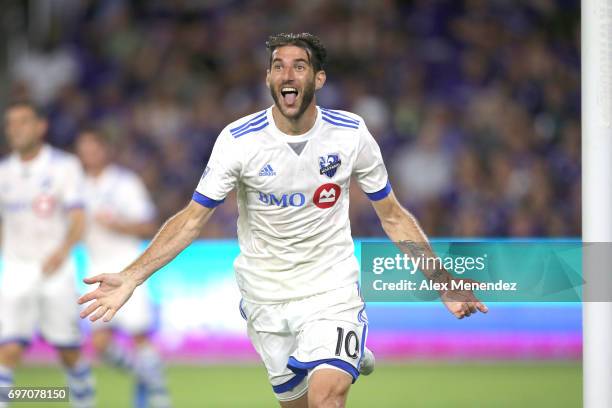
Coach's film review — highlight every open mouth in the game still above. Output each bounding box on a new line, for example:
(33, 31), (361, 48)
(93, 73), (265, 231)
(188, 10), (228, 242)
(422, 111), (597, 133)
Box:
(280, 87), (299, 105)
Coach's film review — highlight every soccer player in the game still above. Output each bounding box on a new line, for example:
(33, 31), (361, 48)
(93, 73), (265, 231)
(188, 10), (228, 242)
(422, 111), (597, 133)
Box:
(75, 129), (171, 408)
(0, 101), (95, 408)
(78, 33), (487, 408)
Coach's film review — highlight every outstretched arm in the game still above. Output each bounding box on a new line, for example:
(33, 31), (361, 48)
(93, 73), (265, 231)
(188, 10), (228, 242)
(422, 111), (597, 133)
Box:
(78, 200), (214, 322)
(371, 191), (488, 318)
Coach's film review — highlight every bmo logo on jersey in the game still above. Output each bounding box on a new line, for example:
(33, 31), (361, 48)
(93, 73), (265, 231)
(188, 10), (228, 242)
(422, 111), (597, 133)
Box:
(258, 191), (306, 207)
(313, 183), (341, 209)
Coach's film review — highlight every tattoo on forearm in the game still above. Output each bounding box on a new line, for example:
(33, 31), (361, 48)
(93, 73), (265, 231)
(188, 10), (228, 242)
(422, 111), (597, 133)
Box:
(397, 240), (450, 284)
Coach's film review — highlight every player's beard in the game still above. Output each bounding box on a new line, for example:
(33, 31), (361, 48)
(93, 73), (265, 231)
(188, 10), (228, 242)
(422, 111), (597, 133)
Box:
(9, 133), (43, 155)
(271, 76), (316, 121)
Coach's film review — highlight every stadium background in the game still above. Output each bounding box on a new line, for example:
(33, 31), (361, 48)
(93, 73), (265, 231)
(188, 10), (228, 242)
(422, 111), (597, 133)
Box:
(0, 1), (581, 407)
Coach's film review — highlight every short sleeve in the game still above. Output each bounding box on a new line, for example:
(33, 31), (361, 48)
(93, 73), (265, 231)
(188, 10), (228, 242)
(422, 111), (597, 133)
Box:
(62, 157), (86, 210)
(193, 130), (241, 208)
(118, 173), (156, 222)
(352, 125), (392, 201)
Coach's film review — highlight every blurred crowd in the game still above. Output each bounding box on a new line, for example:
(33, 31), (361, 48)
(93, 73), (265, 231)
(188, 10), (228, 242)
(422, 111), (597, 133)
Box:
(1, 0), (580, 237)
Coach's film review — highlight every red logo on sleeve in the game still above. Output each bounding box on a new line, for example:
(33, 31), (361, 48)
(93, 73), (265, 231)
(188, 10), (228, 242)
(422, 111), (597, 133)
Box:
(313, 183), (341, 209)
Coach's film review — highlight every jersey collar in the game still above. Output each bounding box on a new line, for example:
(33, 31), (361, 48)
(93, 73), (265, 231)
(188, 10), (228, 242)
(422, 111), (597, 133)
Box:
(267, 106), (322, 143)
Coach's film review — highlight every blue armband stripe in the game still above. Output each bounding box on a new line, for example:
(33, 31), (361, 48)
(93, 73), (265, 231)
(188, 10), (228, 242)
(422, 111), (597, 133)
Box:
(365, 181), (392, 201)
(192, 191), (225, 208)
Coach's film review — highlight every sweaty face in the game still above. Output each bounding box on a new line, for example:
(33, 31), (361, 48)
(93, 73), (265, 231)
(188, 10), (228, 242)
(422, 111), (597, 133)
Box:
(4, 107), (45, 153)
(268, 45), (317, 120)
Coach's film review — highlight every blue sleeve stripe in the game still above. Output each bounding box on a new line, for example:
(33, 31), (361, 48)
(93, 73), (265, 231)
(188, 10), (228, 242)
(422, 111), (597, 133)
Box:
(365, 181), (392, 201)
(287, 356), (359, 383)
(64, 202), (85, 210)
(322, 117), (359, 129)
(233, 121), (269, 138)
(321, 110), (359, 125)
(230, 111), (267, 134)
(192, 191), (225, 208)
(321, 108), (360, 124)
(230, 115), (267, 135)
(271, 372), (307, 393)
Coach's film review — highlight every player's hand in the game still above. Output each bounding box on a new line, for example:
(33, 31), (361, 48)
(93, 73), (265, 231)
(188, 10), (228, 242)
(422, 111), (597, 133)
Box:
(42, 247), (69, 276)
(440, 278), (488, 319)
(77, 272), (138, 322)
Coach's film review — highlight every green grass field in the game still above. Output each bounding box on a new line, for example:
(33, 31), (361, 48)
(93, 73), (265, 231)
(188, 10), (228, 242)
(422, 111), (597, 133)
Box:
(12, 362), (581, 407)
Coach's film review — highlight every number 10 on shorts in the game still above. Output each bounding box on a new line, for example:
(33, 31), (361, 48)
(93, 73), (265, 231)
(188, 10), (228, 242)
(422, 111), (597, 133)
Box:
(335, 327), (360, 359)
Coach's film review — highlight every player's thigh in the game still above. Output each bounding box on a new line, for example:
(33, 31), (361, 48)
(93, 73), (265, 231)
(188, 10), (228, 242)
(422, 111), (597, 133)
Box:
(113, 284), (153, 334)
(39, 266), (82, 347)
(241, 301), (308, 403)
(90, 328), (114, 353)
(0, 264), (39, 344)
(279, 393), (308, 408)
(308, 367), (352, 408)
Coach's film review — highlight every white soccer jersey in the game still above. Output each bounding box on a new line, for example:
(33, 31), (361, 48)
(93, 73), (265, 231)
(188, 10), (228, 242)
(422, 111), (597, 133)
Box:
(194, 106), (391, 303)
(82, 164), (156, 272)
(0, 145), (84, 263)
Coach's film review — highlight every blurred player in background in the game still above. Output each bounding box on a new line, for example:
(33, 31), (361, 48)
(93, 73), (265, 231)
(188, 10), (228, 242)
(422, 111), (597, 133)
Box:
(75, 129), (170, 408)
(78, 33), (486, 407)
(0, 101), (95, 408)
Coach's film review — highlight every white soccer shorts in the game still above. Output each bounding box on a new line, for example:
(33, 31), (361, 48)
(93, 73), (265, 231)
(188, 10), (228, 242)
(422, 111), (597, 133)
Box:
(0, 259), (82, 348)
(240, 284), (369, 402)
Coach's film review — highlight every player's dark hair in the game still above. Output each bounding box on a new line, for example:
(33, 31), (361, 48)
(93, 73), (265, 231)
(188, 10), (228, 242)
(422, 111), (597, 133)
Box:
(5, 100), (45, 118)
(78, 126), (112, 147)
(266, 33), (327, 72)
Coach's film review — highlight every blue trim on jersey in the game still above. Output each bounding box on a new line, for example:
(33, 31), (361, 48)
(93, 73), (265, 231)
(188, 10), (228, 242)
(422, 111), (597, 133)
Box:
(230, 111), (267, 134)
(238, 299), (247, 321)
(287, 356), (359, 383)
(321, 108), (360, 123)
(272, 373), (307, 393)
(321, 116), (359, 129)
(64, 202), (85, 211)
(192, 191), (225, 208)
(356, 324), (368, 372)
(365, 181), (392, 201)
(321, 110), (359, 126)
(357, 304), (366, 323)
(233, 121), (269, 138)
(231, 115), (267, 136)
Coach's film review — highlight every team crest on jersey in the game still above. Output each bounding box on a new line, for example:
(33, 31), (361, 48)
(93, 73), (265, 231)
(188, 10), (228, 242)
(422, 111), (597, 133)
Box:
(319, 154), (341, 178)
(32, 193), (57, 217)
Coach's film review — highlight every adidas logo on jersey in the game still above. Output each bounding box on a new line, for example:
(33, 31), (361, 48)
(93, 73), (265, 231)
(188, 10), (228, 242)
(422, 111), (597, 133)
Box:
(259, 164), (276, 176)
